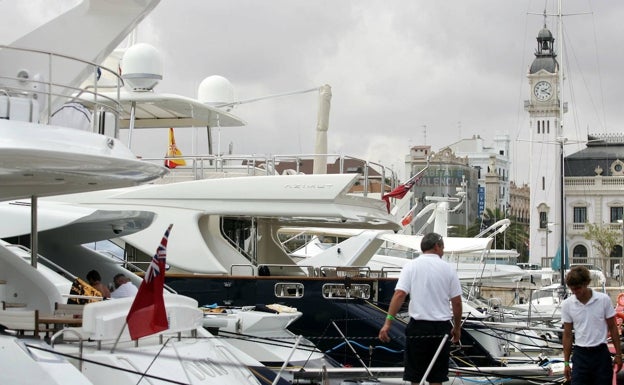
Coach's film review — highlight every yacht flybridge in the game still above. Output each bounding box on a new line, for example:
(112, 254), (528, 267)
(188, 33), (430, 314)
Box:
(0, 1), (168, 201)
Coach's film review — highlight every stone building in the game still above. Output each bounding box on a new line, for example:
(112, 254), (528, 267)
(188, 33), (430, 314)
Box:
(564, 133), (624, 276)
(404, 145), (478, 233)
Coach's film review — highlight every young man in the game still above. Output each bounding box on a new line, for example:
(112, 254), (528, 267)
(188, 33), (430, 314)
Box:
(562, 265), (622, 384)
(378, 232), (462, 385)
(86, 269), (110, 299)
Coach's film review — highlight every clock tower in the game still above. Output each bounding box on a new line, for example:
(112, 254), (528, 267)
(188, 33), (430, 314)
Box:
(525, 24), (567, 266)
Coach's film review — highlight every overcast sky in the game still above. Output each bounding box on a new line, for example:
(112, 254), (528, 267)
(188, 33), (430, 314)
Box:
(7, 1), (624, 184)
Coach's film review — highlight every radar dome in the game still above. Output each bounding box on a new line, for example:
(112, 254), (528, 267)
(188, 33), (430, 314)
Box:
(198, 75), (234, 106)
(120, 43), (163, 91)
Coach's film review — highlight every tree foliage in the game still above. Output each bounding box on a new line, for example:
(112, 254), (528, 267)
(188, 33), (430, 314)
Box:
(583, 222), (620, 273)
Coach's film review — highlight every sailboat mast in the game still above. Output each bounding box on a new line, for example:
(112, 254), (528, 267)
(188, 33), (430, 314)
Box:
(557, 0), (567, 287)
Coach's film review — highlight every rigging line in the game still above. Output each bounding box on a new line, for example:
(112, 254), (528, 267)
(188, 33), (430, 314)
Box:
(25, 343), (189, 385)
(247, 366), (279, 385)
(560, 25), (589, 154)
(26, 339), (277, 370)
(216, 331), (320, 353)
(466, 325), (557, 357)
(170, 338), (193, 385)
(331, 321), (373, 378)
(448, 349), (565, 384)
(450, 369), (562, 385)
(469, 320), (564, 347)
(135, 336), (171, 385)
(587, 4), (608, 133)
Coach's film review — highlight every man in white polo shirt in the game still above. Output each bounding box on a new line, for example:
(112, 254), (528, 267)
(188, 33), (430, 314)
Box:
(378, 232), (462, 385)
(562, 265), (622, 384)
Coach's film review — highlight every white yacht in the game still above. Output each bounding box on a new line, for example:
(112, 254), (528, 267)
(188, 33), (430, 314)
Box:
(0, 1), (289, 384)
(39, 172), (565, 381)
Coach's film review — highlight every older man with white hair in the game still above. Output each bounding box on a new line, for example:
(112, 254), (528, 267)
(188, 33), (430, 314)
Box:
(111, 273), (138, 299)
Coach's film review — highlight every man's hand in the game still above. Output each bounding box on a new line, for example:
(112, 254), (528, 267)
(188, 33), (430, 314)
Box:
(378, 323), (391, 343)
(614, 354), (623, 373)
(450, 324), (461, 344)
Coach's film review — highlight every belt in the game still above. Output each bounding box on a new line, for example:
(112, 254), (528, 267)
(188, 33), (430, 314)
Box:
(574, 344), (607, 350)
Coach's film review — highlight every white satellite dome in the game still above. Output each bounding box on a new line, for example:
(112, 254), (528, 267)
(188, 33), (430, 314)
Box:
(120, 43), (163, 91)
(197, 75), (234, 106)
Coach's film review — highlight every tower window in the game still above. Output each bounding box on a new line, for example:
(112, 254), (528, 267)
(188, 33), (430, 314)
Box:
(537, 121), (541, 134)
(542, 176), (545, 190)
(539, 212), (548, 229)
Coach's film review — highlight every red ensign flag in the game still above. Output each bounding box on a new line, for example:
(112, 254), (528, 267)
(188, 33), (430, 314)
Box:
(126, 224), (173, 340)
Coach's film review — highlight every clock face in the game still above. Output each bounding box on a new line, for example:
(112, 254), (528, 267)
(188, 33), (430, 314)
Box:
(534, 81), (553, 101)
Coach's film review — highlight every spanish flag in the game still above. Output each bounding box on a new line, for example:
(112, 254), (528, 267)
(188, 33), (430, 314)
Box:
(164, 127), (186, 169)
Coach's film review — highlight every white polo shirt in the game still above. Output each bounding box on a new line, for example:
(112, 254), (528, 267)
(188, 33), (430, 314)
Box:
(111, 281), (138, 299)
(395, 253), (462, 321)
(561, 289), (615, 347)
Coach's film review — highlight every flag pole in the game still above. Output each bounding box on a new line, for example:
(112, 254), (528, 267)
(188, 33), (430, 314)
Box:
(382, 157), (430, 213)
(110, 321), (128, 353)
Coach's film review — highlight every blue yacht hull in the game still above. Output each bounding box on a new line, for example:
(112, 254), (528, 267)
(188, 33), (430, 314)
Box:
(164, 274), (500, 368)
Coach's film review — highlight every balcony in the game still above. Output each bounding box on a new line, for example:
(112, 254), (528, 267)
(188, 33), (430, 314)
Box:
(566, 176), (624, 190)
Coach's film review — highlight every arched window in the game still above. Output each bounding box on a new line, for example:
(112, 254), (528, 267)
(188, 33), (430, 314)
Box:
(537, 121), (541, 134)
(572, 245), (588, 265)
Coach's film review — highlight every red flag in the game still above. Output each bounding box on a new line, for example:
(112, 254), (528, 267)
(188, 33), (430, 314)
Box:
(400, 205), (418, 227)
(382, 165), (428, 213)
(164, 128), (186, 169)
(126, 224), (173, 340)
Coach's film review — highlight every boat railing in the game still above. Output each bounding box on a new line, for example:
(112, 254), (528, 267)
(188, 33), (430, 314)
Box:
(0, 44), (123, 135)
(141, 153), (399, 195)
(379, 266), (402, 278)
(319, 265), (371, 278)
(101, 251), (178, 294)
(232, 263), (316, 277)
(50, 328), (85, 370)
(7, 243), (77, 281)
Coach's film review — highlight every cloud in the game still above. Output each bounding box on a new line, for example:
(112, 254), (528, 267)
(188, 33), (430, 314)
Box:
(127, 0), (624, 184)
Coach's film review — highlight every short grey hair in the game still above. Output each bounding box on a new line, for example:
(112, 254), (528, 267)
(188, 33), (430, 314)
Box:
(421, 232), (443, 252)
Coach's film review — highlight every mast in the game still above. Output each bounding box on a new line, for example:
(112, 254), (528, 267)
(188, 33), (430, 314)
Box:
(557, 0), (567, 288)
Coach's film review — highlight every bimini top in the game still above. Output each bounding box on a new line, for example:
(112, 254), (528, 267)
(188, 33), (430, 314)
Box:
(78, 90), (245, 129)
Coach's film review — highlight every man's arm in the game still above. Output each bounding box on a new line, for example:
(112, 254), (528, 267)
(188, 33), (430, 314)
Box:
(378, 289), (407, 343)
(450, 295), (462, 343)
(562, 322), (573, 381)
(607, 316), (623, 372)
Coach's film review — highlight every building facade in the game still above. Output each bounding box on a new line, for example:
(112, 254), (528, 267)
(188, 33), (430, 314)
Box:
(404, 145), (479, 234)
(509, 181), (530, 226)
(564, 134), (624, 276)
(447, 134), (512, 214)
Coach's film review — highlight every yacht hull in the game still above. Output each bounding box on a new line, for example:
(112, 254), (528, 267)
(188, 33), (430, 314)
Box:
(165, 274), (503, 368)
